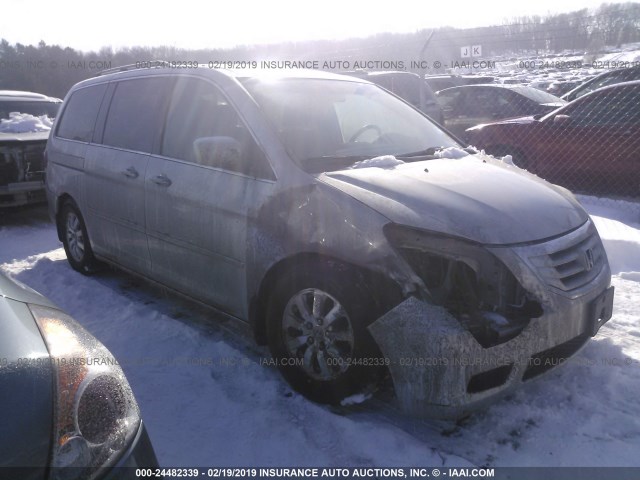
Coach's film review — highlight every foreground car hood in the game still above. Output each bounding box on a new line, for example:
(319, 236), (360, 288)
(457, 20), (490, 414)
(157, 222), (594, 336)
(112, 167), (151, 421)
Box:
(319, 156), (587, 245)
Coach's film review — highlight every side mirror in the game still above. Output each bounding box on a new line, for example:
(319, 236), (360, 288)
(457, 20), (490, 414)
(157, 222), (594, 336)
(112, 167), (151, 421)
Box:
(193, 136), (242, 169)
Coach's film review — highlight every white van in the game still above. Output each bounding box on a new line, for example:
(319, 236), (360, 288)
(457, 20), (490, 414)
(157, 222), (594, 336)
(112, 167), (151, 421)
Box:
(46, 66), (614, 418)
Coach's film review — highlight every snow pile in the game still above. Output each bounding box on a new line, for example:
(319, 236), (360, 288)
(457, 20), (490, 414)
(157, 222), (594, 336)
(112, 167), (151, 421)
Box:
(473, 148), (522, 169)
(579, 195), (640, 278)
(350, 155), (404, 169)
(499, 154), (514, 166)
(0, 112), (53, 133)
(434, 147), (469, 159)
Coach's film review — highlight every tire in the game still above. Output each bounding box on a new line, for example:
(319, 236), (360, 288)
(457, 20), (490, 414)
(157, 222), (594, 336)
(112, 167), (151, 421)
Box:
(59, 201), (101, 274)
(266, 262), (384, 404)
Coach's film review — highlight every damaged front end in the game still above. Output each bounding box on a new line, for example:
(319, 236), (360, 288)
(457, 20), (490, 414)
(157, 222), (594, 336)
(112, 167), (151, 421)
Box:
(370, 220), (613, 418)
(384, 223), (544, 348)
(0, 136), (48, 207)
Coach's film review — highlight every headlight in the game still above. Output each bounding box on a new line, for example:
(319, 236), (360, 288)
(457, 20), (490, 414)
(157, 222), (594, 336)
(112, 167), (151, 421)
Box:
(29, 304), (140, 480)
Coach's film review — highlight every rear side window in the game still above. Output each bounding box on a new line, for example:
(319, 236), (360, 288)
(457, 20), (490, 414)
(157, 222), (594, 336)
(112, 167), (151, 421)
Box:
(102, 77), (172, 153)
(56, 84), (107, 142)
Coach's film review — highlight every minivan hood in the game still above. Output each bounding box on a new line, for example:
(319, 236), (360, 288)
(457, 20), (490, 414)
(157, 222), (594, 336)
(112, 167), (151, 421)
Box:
(319, 156), (587, 245)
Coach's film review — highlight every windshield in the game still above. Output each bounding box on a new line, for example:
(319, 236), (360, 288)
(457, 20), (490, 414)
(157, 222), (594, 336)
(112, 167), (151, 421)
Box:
(511, 86), (565, 104)
(242, 78), (457, 173)
(0, 100), (61, 121)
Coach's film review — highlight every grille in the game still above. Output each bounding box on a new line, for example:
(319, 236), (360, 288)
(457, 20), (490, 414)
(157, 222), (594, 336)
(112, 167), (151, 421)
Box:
(528, 224), (606, 292)
(0, 141), (47, 186)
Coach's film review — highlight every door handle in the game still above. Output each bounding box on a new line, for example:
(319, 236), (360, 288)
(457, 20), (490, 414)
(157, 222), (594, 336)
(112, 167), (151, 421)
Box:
(122, 167), (139, 179)
(152, 174), (172, 187)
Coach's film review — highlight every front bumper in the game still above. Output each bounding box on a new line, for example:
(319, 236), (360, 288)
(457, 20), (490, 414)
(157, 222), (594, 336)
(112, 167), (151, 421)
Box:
(103, 421), (159, 479)
(0, 181), (46, 207)
(369, 221), (613, 419)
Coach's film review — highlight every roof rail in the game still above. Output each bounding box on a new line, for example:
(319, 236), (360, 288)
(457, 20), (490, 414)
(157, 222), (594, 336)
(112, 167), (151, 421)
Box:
(95, 60), (172, 77)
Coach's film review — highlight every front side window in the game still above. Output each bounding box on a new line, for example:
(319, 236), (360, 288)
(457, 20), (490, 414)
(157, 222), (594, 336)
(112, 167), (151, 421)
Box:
(437, 89), (464, 112)
(243, 78), (456, 173)
(56, 84), (107, 142)
(454, 88), (518, 119)
(102, 77), (172, 152)
(161, 77), (273, 179)
(511, 86), (564, 104)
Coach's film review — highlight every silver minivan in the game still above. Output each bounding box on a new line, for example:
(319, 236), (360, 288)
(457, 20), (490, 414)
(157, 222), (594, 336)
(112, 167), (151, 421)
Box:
(46, 66), (614, 418)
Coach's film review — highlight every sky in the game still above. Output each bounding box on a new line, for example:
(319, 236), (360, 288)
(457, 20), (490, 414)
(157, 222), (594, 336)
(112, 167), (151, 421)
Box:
(1, 0), (630, 52)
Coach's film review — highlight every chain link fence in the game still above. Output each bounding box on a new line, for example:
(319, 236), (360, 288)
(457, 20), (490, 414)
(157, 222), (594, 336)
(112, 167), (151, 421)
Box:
(421, 66), (640, 214)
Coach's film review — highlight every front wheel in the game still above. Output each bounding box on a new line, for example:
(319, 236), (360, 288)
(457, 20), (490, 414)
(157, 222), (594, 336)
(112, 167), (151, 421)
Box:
(267, 264), (384, 404)
(60, 201), (101, 274)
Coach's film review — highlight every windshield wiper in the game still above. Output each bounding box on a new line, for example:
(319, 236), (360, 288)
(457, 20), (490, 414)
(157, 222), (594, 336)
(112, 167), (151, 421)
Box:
(395, 146), (441, 158)
(399, 146), (479, 157)
(301, 155), (372, 173)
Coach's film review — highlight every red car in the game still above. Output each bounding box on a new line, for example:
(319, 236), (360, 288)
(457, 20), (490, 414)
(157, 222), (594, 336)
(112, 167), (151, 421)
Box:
(466, 81), (640, 197)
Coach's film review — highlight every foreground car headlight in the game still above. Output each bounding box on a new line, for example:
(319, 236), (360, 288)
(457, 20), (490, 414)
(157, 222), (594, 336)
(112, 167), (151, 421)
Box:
(29, 304), (140, 480)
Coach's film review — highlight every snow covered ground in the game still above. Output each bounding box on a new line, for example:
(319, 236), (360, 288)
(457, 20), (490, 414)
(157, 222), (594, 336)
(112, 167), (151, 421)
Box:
(1, 199), (639, 468)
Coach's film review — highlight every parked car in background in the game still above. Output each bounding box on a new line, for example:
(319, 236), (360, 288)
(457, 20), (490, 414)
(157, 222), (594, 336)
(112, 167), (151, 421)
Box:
(47, 67), (613, 419)
(466, 81), (640, 197)
(0, 271), (158, 477)
(562, 65), (640, 102)
(547, 80), (582, 97)
(0, 91), (61, 207)
(499, 78), (527, 85)
(342, 71), (444, 124)
(529, 80), (553, 91)
(436, 84), (566, 140)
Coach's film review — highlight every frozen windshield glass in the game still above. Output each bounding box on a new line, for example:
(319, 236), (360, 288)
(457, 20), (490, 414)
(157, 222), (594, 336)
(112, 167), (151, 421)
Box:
(242, 78), (457, 172)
